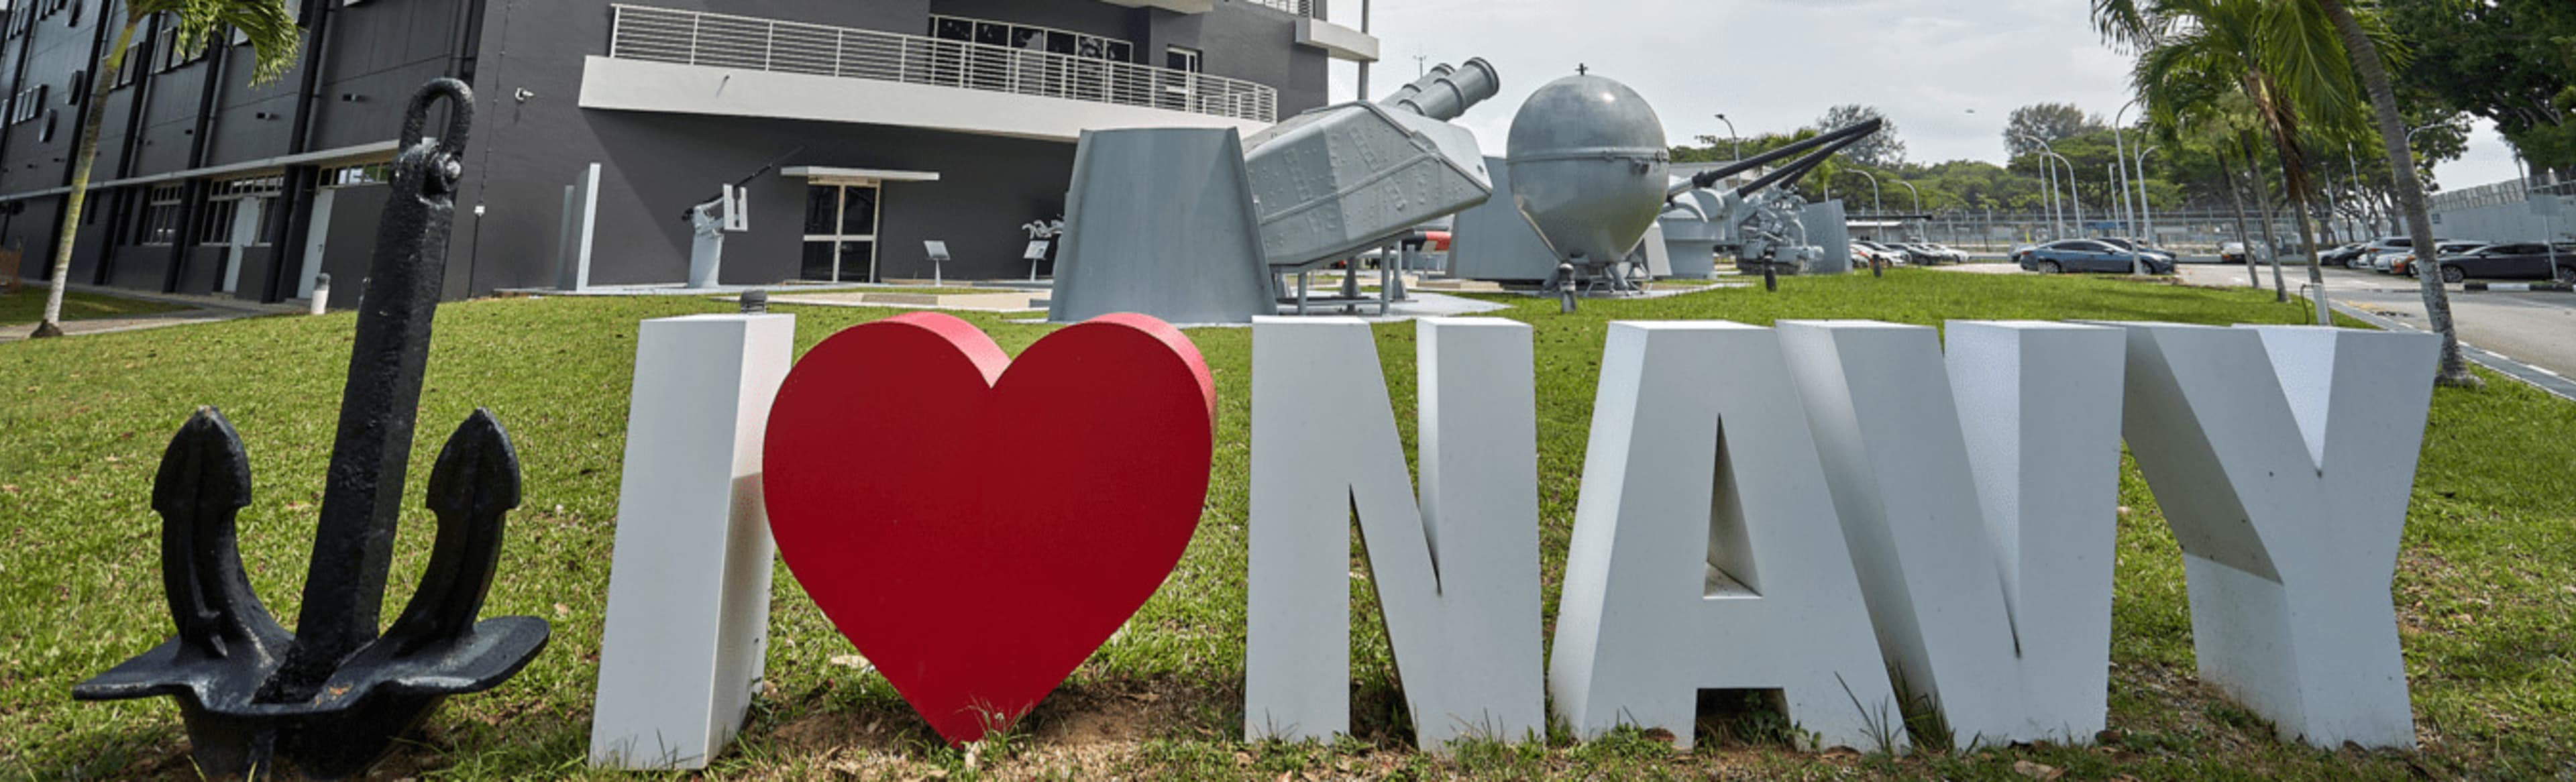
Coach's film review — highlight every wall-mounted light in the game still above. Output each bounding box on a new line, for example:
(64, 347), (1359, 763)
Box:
(339, 93), (364, 103)
(513, 88), (534, 103)
(254, 111), (275, 119)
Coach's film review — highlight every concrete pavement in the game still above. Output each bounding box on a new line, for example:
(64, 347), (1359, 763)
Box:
(2179, 262), (2576, 399)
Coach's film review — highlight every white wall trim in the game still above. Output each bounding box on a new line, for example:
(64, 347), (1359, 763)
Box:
(578, 56), (1269, 144)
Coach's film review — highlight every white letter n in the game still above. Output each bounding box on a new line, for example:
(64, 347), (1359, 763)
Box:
(1245, 317), (1544, 749)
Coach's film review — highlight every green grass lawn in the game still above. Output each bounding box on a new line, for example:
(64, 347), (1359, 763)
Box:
(0, 288), (191, 327)
(2, 270), (2570, 779)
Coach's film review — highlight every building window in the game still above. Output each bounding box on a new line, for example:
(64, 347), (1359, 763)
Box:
(114, 36), (144, 87)
(211, 174), (284, 200)
(927, 15), (1131, 63)
(7, 85), (43, 124)
(322, 162), (391, 187)
(137, 184), (184, 245)
(154, 15), (208, 72)
(1166, 46), (1202, 73)
(195, 199), (238, 245)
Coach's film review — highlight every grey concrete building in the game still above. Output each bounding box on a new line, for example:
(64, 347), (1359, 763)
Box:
(0, 0), (1373, 303)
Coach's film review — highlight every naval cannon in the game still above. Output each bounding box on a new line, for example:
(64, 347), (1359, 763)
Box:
(1658, 119), (1886, 279)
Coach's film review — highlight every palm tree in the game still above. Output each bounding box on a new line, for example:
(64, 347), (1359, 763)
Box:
(28, 0), (299, 339)
(2103, 0), (2374, 325)
(2315, 0), (2478, 386)
(2098, 0), (2477, 383)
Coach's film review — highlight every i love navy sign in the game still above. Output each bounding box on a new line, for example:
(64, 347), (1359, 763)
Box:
(586, 313), (2436, 769)
(1248, 317), (2432, 754)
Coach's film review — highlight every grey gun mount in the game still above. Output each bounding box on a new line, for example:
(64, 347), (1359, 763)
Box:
(1242, 58), (1501, 272)
(1650, 119), (1886, 279)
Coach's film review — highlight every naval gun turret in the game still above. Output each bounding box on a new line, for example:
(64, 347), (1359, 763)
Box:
(1657, 119), (1886, 277)
(1243, 59), (1501, 272)
(1049, 60), (1502, 323)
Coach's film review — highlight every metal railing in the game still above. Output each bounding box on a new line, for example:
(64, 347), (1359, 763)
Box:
(1242, 0), (1320, 16)
(2428, 172), (2576, 211)
(606, 5), (1277, 124)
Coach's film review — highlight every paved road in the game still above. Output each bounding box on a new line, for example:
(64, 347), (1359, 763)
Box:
(2177, 261), (2576, 394)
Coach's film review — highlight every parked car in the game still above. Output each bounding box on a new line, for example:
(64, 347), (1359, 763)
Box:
(2390, 241), (2489, 277)
(2369, 247), (2416, 272)
(1853, 240), (1916, 265)
(2094, 238), (2177, 265)
(2420, 242), (2576, 284)
(1848, 241), (1902, 268)
(2015, 239), (2178, 274)
(1873, 241), (1927, 265)
(2219, 241), (2249, 264)
(2320, 243), (2369, 267)
(1900, 242), (1965, 264)
(2353, 235), (2445, 272)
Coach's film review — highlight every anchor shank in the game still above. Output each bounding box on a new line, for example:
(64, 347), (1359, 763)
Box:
(262, 80), (473, 702)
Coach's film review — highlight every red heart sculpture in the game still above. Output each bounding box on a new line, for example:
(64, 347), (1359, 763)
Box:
(762, 312), (1214, 744)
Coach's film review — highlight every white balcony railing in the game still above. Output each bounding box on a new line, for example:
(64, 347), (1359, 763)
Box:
(1243, 0), (1320, 16)
(606, 5), (1278, 124)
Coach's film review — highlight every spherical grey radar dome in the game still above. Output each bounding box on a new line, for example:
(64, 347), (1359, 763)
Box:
(1505, 72), (1670, 265)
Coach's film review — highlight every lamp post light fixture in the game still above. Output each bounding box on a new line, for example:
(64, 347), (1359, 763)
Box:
(1848, 168), (1884, 216)
(2041, 148), (2084, 235)
(2013, 132), (2065, 239)
(1713, 113), (1742, 161)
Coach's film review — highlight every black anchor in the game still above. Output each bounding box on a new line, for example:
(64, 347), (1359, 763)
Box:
(74, 79), (549, 780)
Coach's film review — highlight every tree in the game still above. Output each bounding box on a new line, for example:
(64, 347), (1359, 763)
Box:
(2004, 103), (2109, 156)
(1813, 104), (1906, 168)
(2097, 0), (2385, 326)
(2381, 0), (2573, 173)
(29, 0), (301, 339)
(2317, 0), (2479, 386)
(2099, 0), (2476, 383)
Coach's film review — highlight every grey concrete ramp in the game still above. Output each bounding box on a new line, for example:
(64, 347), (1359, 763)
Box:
(1051, 128), (1274, 324)
(1448, 155), (1561, 283)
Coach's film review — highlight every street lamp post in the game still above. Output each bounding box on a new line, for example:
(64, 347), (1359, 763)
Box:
(2112, 162), (2143, 273)
(1713, 113), (1742, 161)
(1849, 168), (1883, 216)
(2114, 99), (2141, 245)
(2015, 133), (2063, 239)
(1896, 180), (1922, 239)
(2037, 148), (2084, 235)
(2135, 146), (2161, 248)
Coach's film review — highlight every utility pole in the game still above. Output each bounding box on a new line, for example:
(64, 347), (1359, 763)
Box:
(1355, 0), (1372, 101)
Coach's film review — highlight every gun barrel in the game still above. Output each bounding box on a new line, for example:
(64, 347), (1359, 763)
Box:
(1379, 58), (1500, 121)
(1672, 118), (1884, 197)
(1732, 125), (1883, 199)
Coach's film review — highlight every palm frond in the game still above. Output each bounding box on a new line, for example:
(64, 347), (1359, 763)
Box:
(134, 0), (303, 85)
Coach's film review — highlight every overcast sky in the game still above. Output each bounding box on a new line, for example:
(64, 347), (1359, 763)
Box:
(1320, 0), (2524, 191)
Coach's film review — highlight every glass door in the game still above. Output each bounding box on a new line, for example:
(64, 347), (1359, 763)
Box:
(801, 183), (879, 282)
